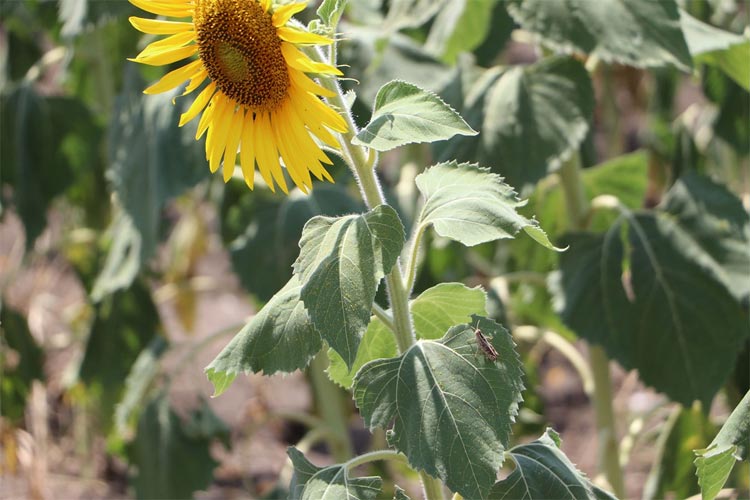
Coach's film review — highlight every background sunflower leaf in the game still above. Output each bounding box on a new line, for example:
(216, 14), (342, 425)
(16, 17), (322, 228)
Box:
(317, 0), (349, 28)
(506, 0), (692, 70)
(550, 178), (750, 405)
(415, 161), (559, 249)
(205, 275), (322, 396)
(287, 447), (382, 500)
(352, 316), (524, 499)
(694, 390), (750, 500)
(424, 0), (500, 64)
(480, 56), (594, 189)
(490, 428), (616, 499)
(294, 205), (404, 369)
(327, 282), (487, 388)
(352, 80), (477, 152)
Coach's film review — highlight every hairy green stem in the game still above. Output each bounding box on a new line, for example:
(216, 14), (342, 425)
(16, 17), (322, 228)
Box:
(404, 223), (428, 293)
(309, 352), (353, 462)
(345, 449), (408, 470)
(557, 155), (625, 498)
(420, 472), (446, 500)
(372, 302), (395, 332)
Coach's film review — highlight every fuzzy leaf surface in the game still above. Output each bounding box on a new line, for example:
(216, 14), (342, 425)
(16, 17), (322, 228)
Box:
(490, 428), (616, 499)
(506, 0), (692, 70)
(353, 80), (477, 151)
(415, 161), (558, 249)
(288, 447), (382, 500)
(327, 283), (487, 388)
(481, 57), (594, 189)
(294, 205), (404, 368)
(205, 275), (321, 396)
(353, 316), (524, 499)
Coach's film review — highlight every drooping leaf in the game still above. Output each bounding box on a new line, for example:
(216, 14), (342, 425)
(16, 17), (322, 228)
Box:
(481, 57), (594, 189)
(353, 316), (524, 499)
(128, 395), (228, 499)
(490, 428), (616, 499)
(78, 280), (161, 426)
(205, 275), (322, 397)
(353, 80), (477, 151)
(294, 205), (404, 368)
(0, 305), (44, 423)
(327, 283), (487, 388)
(93, 68), (208, 299)
(287, 447), (382, 500)
(506, 0), (692, 70)
(551, 209), (750, 406)
(680, 10), (750, 90)
(694, 389), (750, 500)
(659, 171), (750, 304)
(415, 161), (558, 249)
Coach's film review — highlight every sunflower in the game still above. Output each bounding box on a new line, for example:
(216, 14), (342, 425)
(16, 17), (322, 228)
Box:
(128, 0), (348, 193)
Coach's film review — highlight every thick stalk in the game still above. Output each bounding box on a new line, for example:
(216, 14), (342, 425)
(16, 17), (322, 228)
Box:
(557, 155), (625, 498)
(309, 352), (353, 462)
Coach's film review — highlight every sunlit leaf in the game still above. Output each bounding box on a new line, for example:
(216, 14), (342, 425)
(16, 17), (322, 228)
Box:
(353, 316), (524, 499)
(424, 0), (500, 64)
(288, 447), (382, 500)
(294, 205), (404, 368)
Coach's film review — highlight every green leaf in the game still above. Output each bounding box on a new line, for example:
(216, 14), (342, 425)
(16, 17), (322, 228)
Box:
(317, 0), (349, 27)
(424, 0), (500, 64)
(288, 447), (382, 500)
(114, 337), (168, 436)
(506, 0), (692, 70)
(680, 10), (750, 90)
(551, 210), (750, 406)
(415, 161), (559, 249)
(78, 280), (161, 426)
(327, 282), (487, 388)
(393, 485), (412, 500)
(659, 171), (750, 304)
(352, 80), (477, 152)
(128, 395), (228, 499)
(294, 205), (404, 368)
(205, 275), (322, 397)
(94, 69), (208, 298)
(0, 304), (45, 423)
(353, 315), (524, 499)
(490, 428), (616, 499)
(481, 57), (594, 189)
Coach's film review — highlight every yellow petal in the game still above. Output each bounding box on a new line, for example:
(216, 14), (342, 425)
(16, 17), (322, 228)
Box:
(180, 81), (216, 127)
(254, 112), (288, 194)
(259, 0), (271, 12)
(277, 26), (333, 45)
(130, 44), (197, 66)
(129, 0), (193, 17)
(280, 42), (342, 76)
(288, 68), (335, 97)
(144, 58), (202, 95)
(223, 108), (244, 182)
(182, 67), (208, 95)
(129, 17), (194, 35)
(134, 31), (195, 56)
(239, 113), (256, 190)
(272, 2), (306, 27)
(208, 96), (233, 173)
(196, 92), (218, 139)
(288, 90), (340, 147)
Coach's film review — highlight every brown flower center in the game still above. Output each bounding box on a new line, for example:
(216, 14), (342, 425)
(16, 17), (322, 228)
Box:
(194, 0), (289, 112)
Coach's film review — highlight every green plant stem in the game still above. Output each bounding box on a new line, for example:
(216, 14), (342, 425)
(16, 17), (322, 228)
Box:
(420, 472), (446, 500)
(309, 352), (353, 462)
(372, 302), (395, 332)
(404, 223), (428, 293)
(345, 449), (408, 470)
(557, 154), (625, 499)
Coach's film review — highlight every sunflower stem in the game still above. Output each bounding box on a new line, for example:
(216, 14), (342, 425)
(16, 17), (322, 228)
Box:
(308, 352), (353, 462)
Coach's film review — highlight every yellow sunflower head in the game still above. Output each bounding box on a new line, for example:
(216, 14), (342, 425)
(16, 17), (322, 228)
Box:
(128, 0), (348, 194)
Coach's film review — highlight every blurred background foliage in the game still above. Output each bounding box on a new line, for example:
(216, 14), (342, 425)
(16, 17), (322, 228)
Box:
(0, 0), (748, 498)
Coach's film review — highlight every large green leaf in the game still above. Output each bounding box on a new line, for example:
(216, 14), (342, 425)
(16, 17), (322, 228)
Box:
(353, 80), (477, 151)
(506, 0), (692, 70)
(353, 316), (524, 499)
(288, 447), (382, 500)
(680, 10), (750, 90)
(205, 275), (322, 397)
(0, 304), (44, 423)
(481, 57), (594, 189)
(128, 395), (228, 499)
(490, 428), (616, 499)
(659, 171), (750, 304)
(694, 390), (750, 500)
(415, 161), (558, 249)
(551, 208), (750, 406)
(0, 84), (101, 247)
(424, 0), (500, 64)
(294, 205), (404, 368)
(93, 69), (208, 299)
(327, 282), (487, 388)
